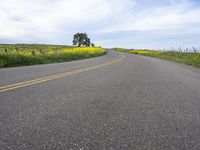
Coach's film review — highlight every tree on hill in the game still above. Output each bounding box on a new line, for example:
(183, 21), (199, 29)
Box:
(73, 33), (91, 47)
(91, 43), (95, 47)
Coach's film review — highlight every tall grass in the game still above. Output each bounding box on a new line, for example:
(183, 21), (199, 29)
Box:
(114, 48), (200, 68)
(0, 44), (106, 68)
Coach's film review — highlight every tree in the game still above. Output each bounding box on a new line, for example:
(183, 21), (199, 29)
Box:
(84, 37), (91, 47)
(73, 33), (91, 47)
(91, 43), (95, 47)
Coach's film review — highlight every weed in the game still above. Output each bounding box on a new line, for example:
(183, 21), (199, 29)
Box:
(115, 48), (200, 68)
(0, 44), (106, 68)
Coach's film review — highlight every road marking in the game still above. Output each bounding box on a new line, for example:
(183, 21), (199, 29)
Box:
(0, 53), (125, 93)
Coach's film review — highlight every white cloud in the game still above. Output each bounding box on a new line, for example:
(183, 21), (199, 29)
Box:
(104, 0), (200, 32)
(0, 0), (134, 39)
(0, 0), (199, 48)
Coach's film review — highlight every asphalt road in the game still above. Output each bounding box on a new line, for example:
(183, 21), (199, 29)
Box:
(1, 50), (200, 150)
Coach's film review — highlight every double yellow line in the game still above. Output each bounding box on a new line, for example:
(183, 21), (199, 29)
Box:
(0, 53), (125, 93)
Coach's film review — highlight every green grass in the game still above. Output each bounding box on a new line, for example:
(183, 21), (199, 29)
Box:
(114, 48), (200, 68)
(0, 44), (106, 68)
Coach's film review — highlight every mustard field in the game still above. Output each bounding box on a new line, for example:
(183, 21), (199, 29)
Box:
(0, 44), (106, 67)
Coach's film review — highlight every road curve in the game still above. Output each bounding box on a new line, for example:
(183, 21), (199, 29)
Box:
(0, 50), (200, 150)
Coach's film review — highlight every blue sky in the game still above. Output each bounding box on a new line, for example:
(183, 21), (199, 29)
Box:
(0, 0), (200, 49)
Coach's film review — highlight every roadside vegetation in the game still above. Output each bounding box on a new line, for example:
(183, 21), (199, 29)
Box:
(115, 48), (200, 68)
(0, 44), (106, 68)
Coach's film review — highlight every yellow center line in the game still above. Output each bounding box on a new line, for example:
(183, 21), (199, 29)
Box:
(0, 53), (125, 93)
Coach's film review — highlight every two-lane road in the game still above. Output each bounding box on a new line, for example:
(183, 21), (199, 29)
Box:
(1, 50), (200, 150)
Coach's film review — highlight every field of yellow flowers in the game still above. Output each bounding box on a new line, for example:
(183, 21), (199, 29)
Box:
(0, 44), (106, 68)
(115, 48), (200, 68)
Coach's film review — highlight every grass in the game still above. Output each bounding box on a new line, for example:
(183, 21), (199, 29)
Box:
(0, 44), (106, 68)
(114, 48), (200, 68)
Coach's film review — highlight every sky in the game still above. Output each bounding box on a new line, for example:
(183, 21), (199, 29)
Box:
(0, 0), (200, 49)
